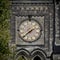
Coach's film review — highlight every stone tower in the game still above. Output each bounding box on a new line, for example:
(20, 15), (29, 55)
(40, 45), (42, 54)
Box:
(10, 0), (60, 60)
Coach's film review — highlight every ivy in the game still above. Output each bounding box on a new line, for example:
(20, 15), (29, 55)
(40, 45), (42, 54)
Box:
(0, 0), (10, 60)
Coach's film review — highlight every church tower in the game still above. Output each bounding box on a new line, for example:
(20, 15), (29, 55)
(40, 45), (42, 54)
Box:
(10, 0), (60, 60)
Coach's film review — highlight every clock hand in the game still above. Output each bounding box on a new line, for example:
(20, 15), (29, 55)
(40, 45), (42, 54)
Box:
(23, 29), (34, 37)
(22, 26), (35, 37)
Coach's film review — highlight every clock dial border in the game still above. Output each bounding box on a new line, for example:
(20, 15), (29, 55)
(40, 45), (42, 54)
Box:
(18, 18), (42, 43)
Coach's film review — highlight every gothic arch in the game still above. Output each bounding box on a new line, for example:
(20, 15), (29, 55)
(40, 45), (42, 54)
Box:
(31, 48), (46, 60)
(15, 48), (30, 60)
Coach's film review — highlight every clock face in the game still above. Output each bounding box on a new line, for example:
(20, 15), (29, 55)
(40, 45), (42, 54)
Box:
(18, 19), (42, 42)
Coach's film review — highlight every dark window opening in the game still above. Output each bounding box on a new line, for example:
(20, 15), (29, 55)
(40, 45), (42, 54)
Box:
(33, 56), (41, 60)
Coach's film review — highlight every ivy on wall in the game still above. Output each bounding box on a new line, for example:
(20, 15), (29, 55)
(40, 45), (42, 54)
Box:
(0, 0), (10, 60)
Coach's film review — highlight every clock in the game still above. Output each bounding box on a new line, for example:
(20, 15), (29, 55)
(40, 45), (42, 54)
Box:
(18, 19), (42, 42)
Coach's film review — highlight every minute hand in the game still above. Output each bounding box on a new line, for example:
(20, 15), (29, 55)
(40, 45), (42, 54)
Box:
(22, 27), (35, 37)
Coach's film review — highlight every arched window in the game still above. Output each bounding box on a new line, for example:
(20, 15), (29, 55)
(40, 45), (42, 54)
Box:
(33, 56), (41, 60)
